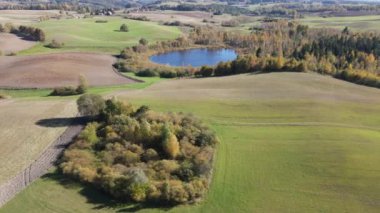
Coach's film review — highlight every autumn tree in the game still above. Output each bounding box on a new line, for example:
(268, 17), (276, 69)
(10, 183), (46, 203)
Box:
(162, 125), (180, 159)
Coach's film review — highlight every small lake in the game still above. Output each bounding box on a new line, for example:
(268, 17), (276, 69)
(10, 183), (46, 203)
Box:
(149, 48), (237, 67)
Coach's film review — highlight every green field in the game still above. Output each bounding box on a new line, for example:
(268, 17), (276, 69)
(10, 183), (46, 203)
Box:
(20, 17), (182, 54)
(300, 15), (380, 32)
(0, 73), (163, 98)
(2, 73), (380, 212)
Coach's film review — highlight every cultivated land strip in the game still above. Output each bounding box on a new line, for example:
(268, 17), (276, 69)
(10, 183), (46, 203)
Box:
(0, 120), (84, 207)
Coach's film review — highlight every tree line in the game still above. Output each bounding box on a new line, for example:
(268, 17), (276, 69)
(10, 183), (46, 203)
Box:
(0, 23), (45, 41)
(115, 20), (379, 88)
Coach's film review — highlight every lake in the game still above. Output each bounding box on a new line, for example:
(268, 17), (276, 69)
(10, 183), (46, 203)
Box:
(149, 48), (237, 67)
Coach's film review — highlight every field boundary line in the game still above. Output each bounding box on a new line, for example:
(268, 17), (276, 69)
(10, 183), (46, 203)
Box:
(0, 118), (85, 208)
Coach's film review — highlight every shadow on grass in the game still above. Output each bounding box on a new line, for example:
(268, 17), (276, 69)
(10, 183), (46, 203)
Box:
(41, 172), (175, 212)
(36, 117), (87, 128)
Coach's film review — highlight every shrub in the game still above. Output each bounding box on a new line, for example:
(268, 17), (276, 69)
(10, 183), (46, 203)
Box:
(198, 66), (214, 77)
(46, 39), (64, 49)
(139, 38), (148, 46)
(113, 61), (129, 72)
(136, 69), (158, 77)
(95, 20), (108, 23)
(50, 86), (78, 96)
(159, 70), (177, 78)
(120, 24), (129, 32)
(50, 76), (88, 96)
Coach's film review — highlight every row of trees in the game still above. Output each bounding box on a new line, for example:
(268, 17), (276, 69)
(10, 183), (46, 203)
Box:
(61, 95), (218, 204)
(0, 23), (45, 41)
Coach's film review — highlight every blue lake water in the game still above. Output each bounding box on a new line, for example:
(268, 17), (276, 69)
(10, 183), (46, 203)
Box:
(149, 48), (237, 67)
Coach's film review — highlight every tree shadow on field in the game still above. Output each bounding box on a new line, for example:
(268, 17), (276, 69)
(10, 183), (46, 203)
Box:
(35, 117), (87, 128)
(42, 171), (175, 212)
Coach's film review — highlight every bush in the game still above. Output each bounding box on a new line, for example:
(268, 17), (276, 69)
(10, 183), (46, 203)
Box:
(139, 38), (148, 46)
(95, 20), (108, 23)
(77, 94), (106, 117)
(113, 62), (129, 72)
(198, 66), (214, 77)
(50, 86), (77, 96)
(136, 69), (158, 77)
(50, 76), (88, 96)
(159, 70), (177, 78)
(120, 24), (129, 32)
(46, 39), (64, 49)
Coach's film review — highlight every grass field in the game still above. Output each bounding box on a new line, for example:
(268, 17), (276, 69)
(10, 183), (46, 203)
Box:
(0, 99), (76, 185)
(20, 17), (182, 54)
(300, 15), (380, 32)
(0, 72), (163, 98)
(2, 72), (380, 212)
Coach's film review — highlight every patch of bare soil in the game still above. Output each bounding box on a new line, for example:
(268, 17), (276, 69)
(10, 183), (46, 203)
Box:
(0, 53), (136, 88)
(0, 33), (36, 55)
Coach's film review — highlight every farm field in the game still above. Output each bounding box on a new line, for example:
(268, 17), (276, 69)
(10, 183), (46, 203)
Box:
(0, 53), (135, 88)
(128, 10), (259, 33)
(0, 33), (35, 55)
(20, 17), (182, 54)
(2, 72), (380, 212)
(300, 15), (380, 32)
(0, 99), (77, 185)
(0, 10), (60, 25)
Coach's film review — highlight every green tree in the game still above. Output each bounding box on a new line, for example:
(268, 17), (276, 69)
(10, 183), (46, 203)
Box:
(139, 38), (148, 46)
(120, 24), (129, 32)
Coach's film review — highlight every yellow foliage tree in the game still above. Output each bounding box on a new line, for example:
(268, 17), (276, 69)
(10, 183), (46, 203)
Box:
(162, 125), (180, 159)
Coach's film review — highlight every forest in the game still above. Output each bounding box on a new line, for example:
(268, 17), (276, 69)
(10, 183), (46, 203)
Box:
(60, 95), (218, 204)
(116, 20), (380, 88)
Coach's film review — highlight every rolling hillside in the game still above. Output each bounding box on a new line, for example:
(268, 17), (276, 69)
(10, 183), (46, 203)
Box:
(2, 72), (380, 213)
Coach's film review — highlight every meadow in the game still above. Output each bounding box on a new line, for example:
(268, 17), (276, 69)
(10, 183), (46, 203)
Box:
(2, 72), (379, 212)
(300, 15), (380, 32)
(20, 17), (182, 54)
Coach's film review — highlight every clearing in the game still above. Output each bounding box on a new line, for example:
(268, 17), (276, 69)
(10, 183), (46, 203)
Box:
(0, 33), (36, 55)
(0, 53), (135, 88)
(2, 72), (380, 212)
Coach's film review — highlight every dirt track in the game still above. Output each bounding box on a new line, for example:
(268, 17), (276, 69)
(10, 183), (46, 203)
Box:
(0, 53), (136, 88)
(0, 120), (84, 207)
(0, 33), (35, 55)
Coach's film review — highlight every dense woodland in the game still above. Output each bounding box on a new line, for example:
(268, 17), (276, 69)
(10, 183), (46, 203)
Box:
(60, 95), (218, 204)
(116, 20), (379, 88)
